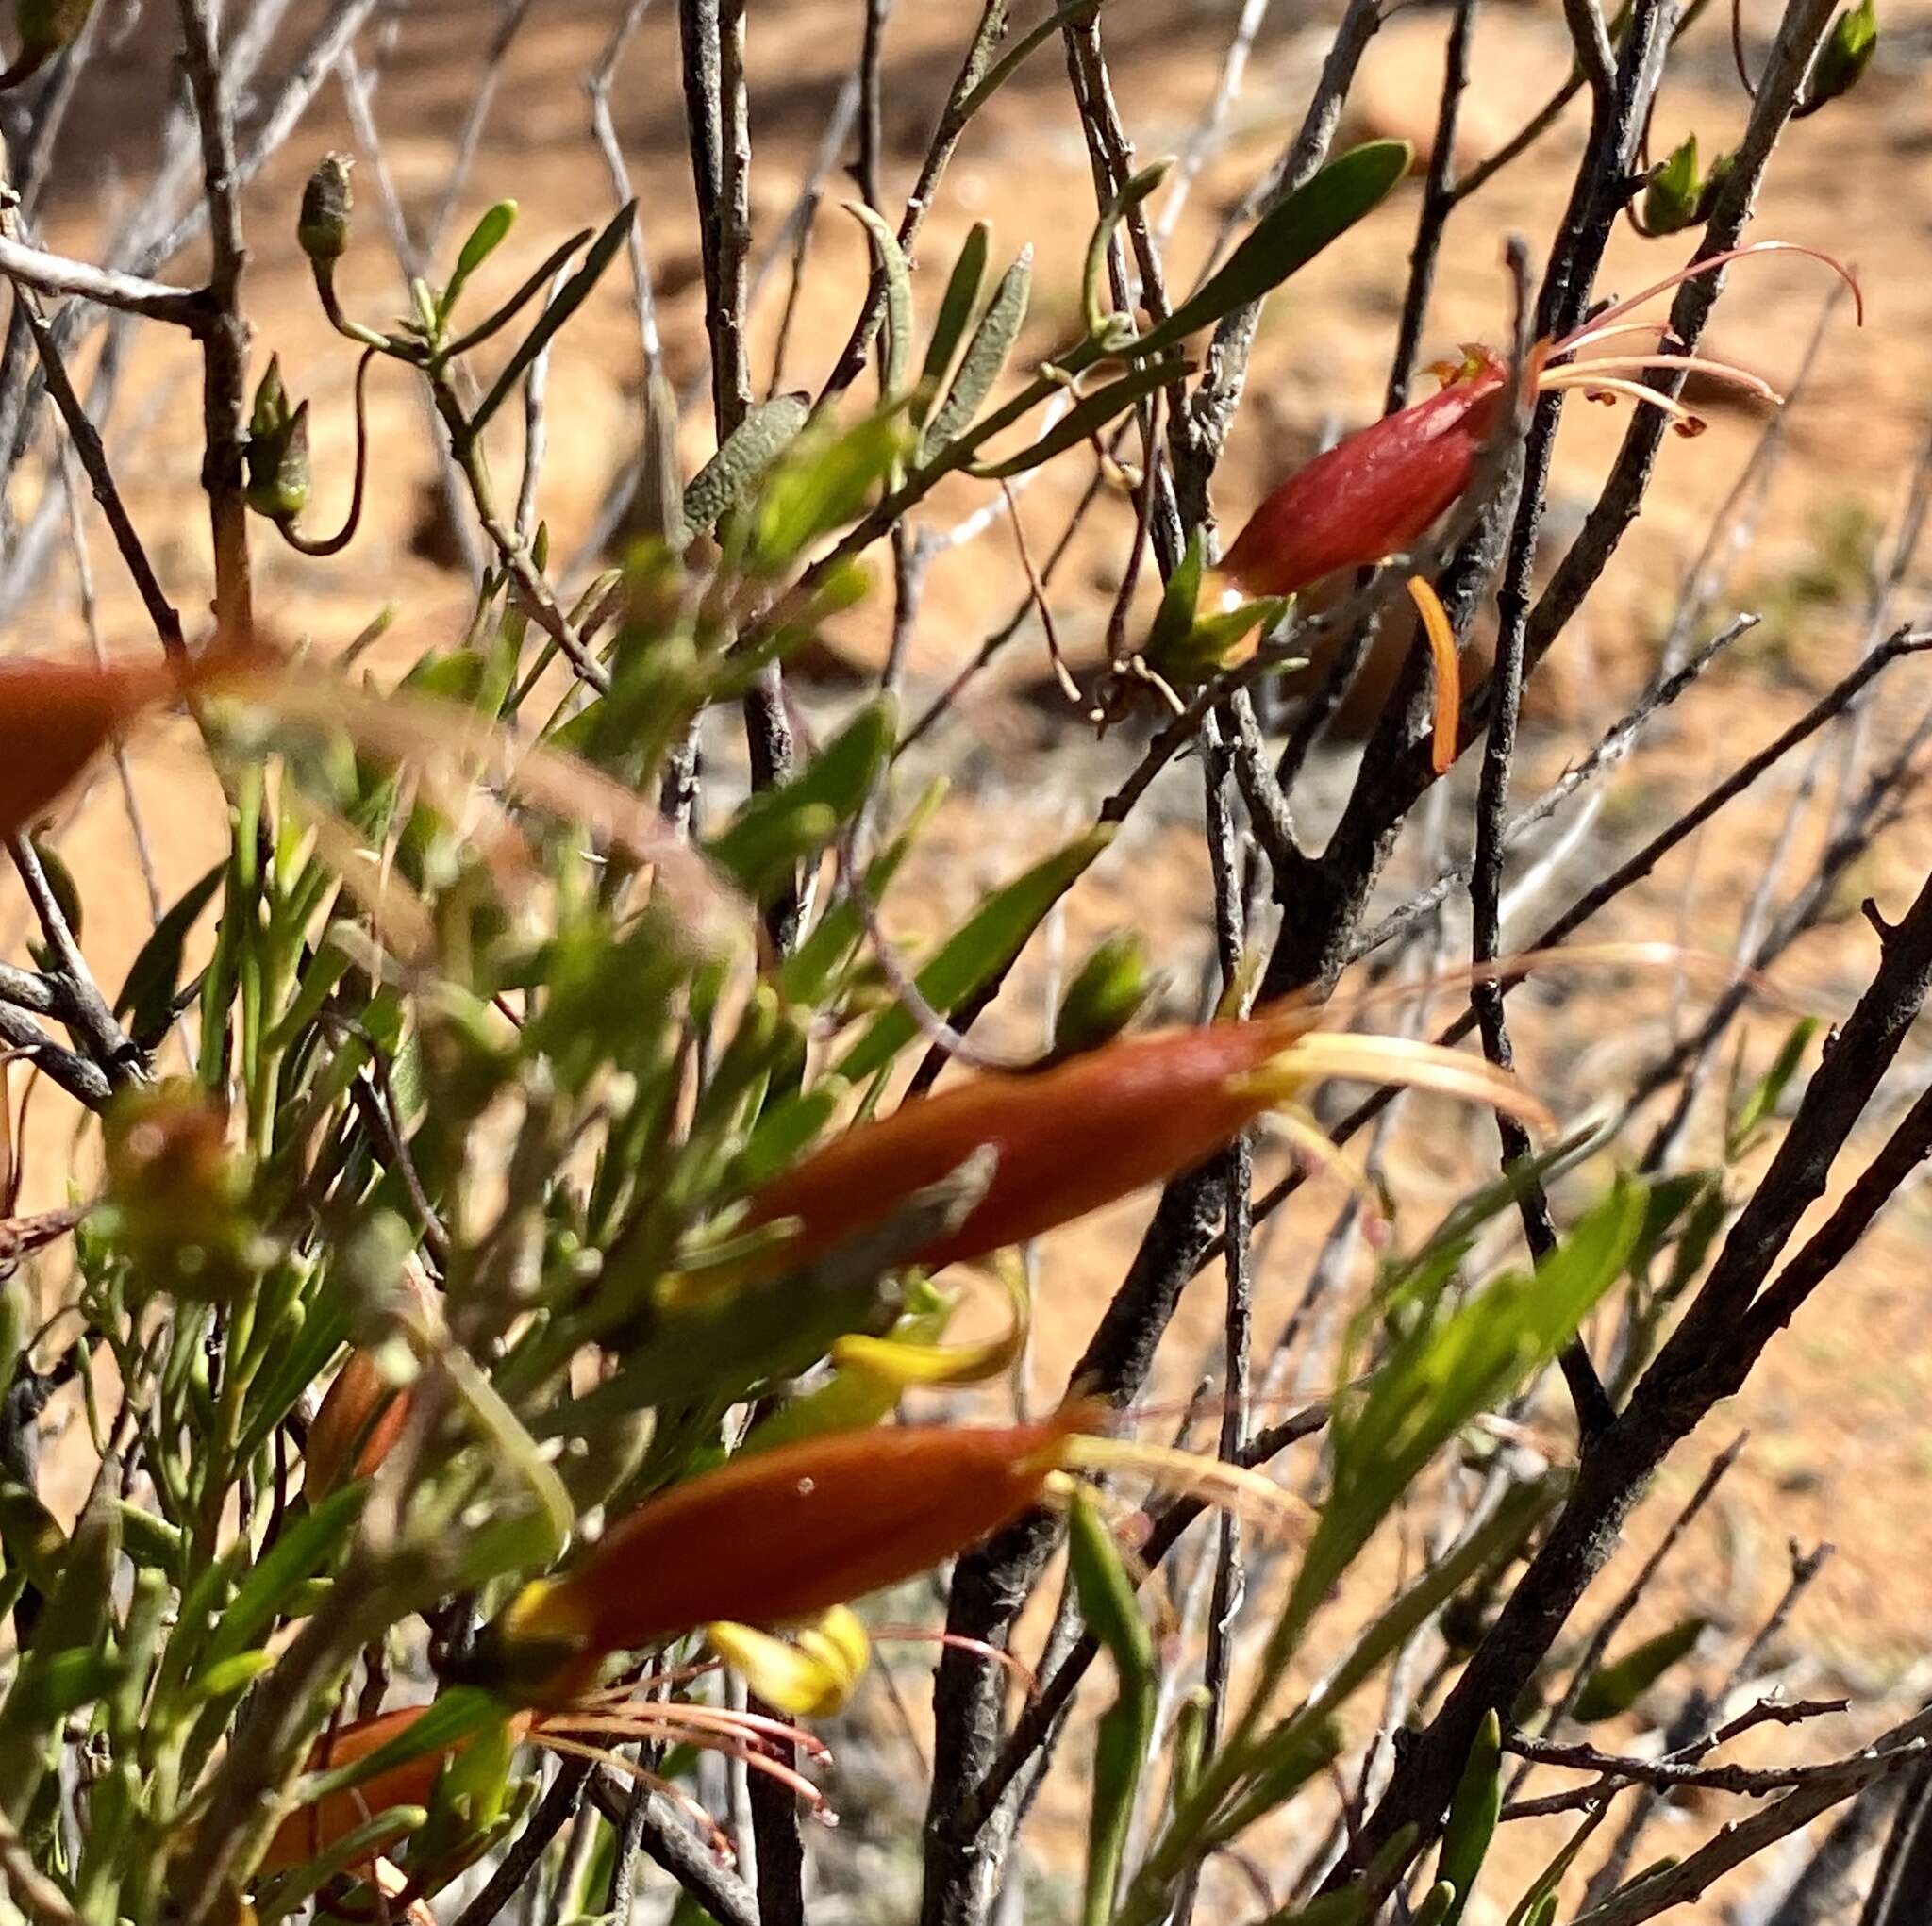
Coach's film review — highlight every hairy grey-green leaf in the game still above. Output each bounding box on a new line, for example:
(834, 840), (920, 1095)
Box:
(913, 220), (990, 427)
(682, 390), (810, 538)
(923, 246), (1032, 460)
(848, 201), (914, 402)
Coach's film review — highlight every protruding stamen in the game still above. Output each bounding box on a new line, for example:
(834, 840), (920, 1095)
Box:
(873, 1626), (1043, 1699)
(1062, 1435), (1311, 1538)
(1539, 371), (1710, 435)
(1267, 1102), (1386, 1224)
(1546, 241), (1863, 357)
(1557, 317), (1686, 356)
(1541, 353), (1781, 404)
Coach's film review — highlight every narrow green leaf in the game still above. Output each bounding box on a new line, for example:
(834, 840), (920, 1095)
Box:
(1413, 1884), (1457, 1926)
(1068, 1491), (1157, 1926)
(1573, 1615), (1707, 1723)
(196, 1650), (275, 1701)
(0, 1476), (120, 1818)
(847, 202), (914, 401)
(683, 390), (811, 538)
(471, 200), (635, 434)
(1435, 1709), (1501, 1926)
(914, 222), (991, 425)
(236, 1284), (350, 1466)
(114, 860), (223, 1045)
(1125, 141), (1411, 358)
(1083, 158), (1173, 339)
(1292, 1179), (1646, 1640)
(750, 408), (912, 573)
(732, 1082), (849, 1194)
(923, 247), (1032, 460)
(255, 1805), (430, 1921)
(205, 1486), (368, 1669)
(117, 1501), (183, 1572)
(1726, 1016), (1817, 1157)
(1503, 1802), (1612, 1926)
(970, 359), (1183, 479)
(441, 200), (519, 320)
(836, 825), (1113, 1083)
(707, 698), (897, 900)
(780, 777), (945, 1007)
(299, 1688), (505, 1804)
(1148, 526), (1207, 663)
(953, 0), (1108, 122)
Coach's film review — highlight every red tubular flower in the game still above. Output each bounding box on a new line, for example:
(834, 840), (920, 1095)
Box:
(261, 1691), (834, 1878)
(1217, 242), (1859, 603)
(1219, 349), (1510, 600)
(259, 1703), (533, 1875)
(498, 1408), (1099, 1684)
(0, 656), (186, 843)
(0, 637), (275, 842)
(739, 1013), (1545, 1278)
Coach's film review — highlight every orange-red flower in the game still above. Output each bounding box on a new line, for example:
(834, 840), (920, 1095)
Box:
(259, 1703), (533, 1875)
(1221, 350), (1511, 600)
(498, 1407), (1099, 1687)
(1217, 242), (1859, 603)
(739, 1013), (1544, 1278)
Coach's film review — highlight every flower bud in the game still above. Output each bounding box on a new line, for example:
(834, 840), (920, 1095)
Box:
(1051, 931), (1155, 1059)
(1641, 134), (1705, 236)
(103, 1082), (256, 1302)
(1805, 0), (1876, 108)
(297, 152), (355, 264)
(245, 361), (312, 524)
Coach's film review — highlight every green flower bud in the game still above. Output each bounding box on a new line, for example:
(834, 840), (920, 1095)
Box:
(1804, 0), (1877, 109)
(245, 386), (311, 524)
(297, 152), (355, 263)
(1641, 133), (1704, 236)
(248, 356), (291, 439)
(1051, 931), (1154, 1059)
(103, 1082), (257, 1303)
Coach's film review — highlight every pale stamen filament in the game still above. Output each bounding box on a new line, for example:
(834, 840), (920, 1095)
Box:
(541, 1728), (830, 1812)
(1062, 1435), (1312, 1540)
(1539, 372), (1709, 433)
(1541, 353), (1781, 402)
(1557, 317), (1686, 356)
(1546, 240), (1863, 357)
(543, 1702), (832, 1760)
